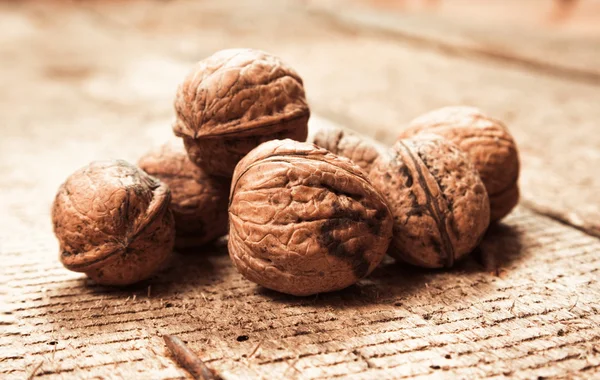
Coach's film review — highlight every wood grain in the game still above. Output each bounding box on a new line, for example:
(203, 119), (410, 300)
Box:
(2, 208), (600, 379)
(1, 0), (599, 378)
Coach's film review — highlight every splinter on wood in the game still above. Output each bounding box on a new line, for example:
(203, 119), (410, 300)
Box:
(163, 334), (216, 380)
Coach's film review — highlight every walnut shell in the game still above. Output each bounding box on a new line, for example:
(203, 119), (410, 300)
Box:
(370, 135), (490, 268)
(173, 48), (310, 177)
(308, 123), (386, 174)
(399, 106), (520, 222)
(228, 139), (393, 296)
(52, 160), (175, 286)
(138, 142), (230, 249)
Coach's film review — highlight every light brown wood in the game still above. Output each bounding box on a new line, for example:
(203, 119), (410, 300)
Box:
(1, 1), (599, 379)
(2, 208), (600, 379)
(308, 0), (600, 82)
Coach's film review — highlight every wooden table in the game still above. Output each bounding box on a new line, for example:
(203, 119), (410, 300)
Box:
(1, 1), (599, 378)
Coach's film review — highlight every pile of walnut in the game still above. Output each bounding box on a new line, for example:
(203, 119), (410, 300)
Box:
(52, 48), (520, 296)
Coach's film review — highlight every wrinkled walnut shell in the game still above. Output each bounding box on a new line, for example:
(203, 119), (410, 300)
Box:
(308, 122), (386, 174)
(138, 142), (230, 248)
(52, 160), (175, 285)
(173, 48), (310, 177)
(400, 106), (519, 222)
(228, 139), (393, 296)
(370, 135), (490, 268)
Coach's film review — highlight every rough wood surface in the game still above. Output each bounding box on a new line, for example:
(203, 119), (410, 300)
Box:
(2, 207), (600, 379)
(1, 1), (600, 379)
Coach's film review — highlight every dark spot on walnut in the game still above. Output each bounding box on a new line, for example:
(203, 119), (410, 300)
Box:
(399, 163), (413, 187)
(317, 198), (389, 278)
(318, 215), (370, 279)
(429, 237), (442, 256)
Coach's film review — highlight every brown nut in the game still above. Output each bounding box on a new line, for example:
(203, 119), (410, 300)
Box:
(228, 139), (393, 296)
(51, 160), (175, 286)
(399, 106), (520, 222)
(370, 135), (490, 268)
(138, 142), (230, 249)
(173, 48), (310, 177)
(308, 122), (386, 174)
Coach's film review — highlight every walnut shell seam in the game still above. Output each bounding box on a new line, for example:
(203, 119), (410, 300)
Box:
(396, 140), (455, 267)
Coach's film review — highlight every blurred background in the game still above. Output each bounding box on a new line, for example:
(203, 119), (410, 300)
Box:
(1, 0), (600, 237)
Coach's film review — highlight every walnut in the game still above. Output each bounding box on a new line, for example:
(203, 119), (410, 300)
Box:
(399, 106), (519, 222)
(138, 142), (229, 248)
(173, 48), (310, 177)
(51, 160), (175, 286)
(370, 135), (490, 268)
(307, 122), (386, 174)
(228, 139), (393, 296)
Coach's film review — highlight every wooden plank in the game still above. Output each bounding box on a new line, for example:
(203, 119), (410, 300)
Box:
(307, 0), (600, 83)
(2, 208), (600, 379)
(1, 1), (599, 379)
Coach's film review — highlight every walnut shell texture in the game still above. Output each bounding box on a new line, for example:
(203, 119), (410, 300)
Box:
(400, 106), (520, 222)
(308, 122), (386, 174)
(138, 142), (230, 248)
(173, 48), (310, 177)
(228, 139), (393, 296)
(370, 135), (490, 268)
(52, 160), (175, 286)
